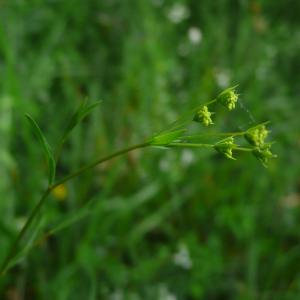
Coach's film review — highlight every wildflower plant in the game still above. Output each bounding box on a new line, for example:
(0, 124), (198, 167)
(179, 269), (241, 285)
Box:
(0, 86), (277, 276)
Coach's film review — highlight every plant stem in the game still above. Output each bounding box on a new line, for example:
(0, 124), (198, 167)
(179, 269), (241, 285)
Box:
(169, 143), (253, 152)
(205, 99), (217, 106)
(181, 132), (245, 140)
(169, 142), (214, 148)
(233, 147), (252, 152)
(0, 188), (51, 276)
(0, 141), (149, 277)
(52, 142), (149, 188)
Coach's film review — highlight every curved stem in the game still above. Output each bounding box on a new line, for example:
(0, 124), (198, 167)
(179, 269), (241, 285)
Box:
(168, 142), (214, 148)
(52, 142), (149, 188)
(0, 188), (51, 276)
(0, 141), (149, 277)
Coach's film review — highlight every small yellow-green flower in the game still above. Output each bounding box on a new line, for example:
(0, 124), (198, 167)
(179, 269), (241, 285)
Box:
(244, 125), (269, 147)
(217, 86), (239, 110)
(193, 105), (214, 126)
(252, 144), (277, 167)
(214, 137), (236, 160)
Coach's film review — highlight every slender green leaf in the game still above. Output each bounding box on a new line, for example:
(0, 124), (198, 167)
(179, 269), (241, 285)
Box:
(46, 204), (92, 236)
(7, 216), (46, 271)
(150, 129), (186, 145)
(25, 114), (56, 185)
(61, 100), (101, 143)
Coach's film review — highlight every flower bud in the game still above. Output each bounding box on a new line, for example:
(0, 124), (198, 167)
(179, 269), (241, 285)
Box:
(252, 144), (277, 167)
(193, 106), (213, 126)
(244, 125), (269, 147)
(217, 86), (239, 110)
(214, 137), (236, 160)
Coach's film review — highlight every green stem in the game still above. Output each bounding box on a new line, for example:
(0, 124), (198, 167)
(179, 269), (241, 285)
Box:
(181, 132), (245, 140)
(205, 99), (217, 106)
(52, 142), (149, 188)
(169, 142), (253, 152)
(181, 121), (270, 142)
(0, 188), (51, 276)
(233, 147), (253, 152)
(169, 142), (214, 148)
(0, 142), (149, 277)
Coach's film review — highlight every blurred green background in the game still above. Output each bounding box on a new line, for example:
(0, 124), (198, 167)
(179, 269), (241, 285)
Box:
(1, 0), (300, 299)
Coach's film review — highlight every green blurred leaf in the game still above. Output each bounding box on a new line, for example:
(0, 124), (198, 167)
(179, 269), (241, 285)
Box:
(61, 100), (101, 143)
(150, 129), (186, 145)
(7, 214), (46, 271)
(46, 202), (93, 237)
(25, 114), (56, 185)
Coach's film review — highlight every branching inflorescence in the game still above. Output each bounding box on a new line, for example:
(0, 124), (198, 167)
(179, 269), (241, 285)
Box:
(0, 86), (276, 276)
(149, 85), (276, 166)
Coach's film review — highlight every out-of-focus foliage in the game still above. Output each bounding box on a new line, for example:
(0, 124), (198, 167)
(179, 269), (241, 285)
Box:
(0, 0), (300, 299)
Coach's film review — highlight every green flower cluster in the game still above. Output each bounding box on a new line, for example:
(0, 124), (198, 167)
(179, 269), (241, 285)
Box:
(252, 144), (277, 167)
(244, 124), (276, 167)
(193, 86), (239, 127)
(214, 137), (236, 160)
(193, 106), (214, 126)
(150, 86), (276, 168)
(244, 125), (269, 147)
(216, 86), (239, 111)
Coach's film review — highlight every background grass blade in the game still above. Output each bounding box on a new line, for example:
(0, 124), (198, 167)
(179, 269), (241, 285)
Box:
(25, 114), (56, 185)
(60, 101), (101, 144)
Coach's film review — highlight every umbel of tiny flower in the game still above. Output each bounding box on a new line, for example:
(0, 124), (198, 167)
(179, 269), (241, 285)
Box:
(214, 137), (236, 160)
(193, 105), (214, 126)
(244, 124), (269, 147)
(243, 123), (276, 167)
(216, 86), (239, 110)
(252, 144), (277, 167)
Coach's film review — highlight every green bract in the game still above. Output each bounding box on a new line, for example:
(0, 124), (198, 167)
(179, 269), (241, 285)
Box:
(150, 129), (186, 145)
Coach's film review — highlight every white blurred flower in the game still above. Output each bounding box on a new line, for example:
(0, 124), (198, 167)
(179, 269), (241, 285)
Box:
(159, 285), (177, 300)
(167, 3), (189, 23)
(159, 158), (171, 172)
(215, 69), (231, 88)
(280, 193), (300, 209)
(188, 27), (202, 45)
(173, 243), (193, 269)
(181, 149), (195, 166)
(109, 289), (123, 300)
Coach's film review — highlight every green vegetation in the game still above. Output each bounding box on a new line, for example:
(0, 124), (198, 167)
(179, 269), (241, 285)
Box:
(0, 0), (299, 299)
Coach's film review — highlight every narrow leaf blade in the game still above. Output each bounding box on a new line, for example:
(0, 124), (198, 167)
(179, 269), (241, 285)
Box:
(61, 100), (101, 143)
(25, 114), (56, 185)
